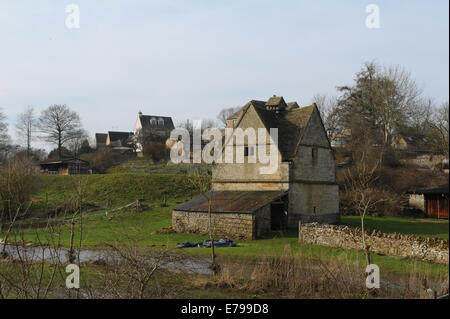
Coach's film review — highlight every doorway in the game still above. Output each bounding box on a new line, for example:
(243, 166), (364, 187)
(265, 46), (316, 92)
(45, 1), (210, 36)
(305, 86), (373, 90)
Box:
(270, 203), (287, 230)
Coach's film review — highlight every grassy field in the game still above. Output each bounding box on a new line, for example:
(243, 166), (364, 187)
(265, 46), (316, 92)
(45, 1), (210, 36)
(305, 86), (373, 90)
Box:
(2, 174), (449, 278)
(340, 216), (449, 240)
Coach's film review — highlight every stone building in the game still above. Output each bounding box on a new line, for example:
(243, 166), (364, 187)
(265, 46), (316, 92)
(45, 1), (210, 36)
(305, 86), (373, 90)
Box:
(173, 96), (339, 240)
(133, 112), (175, 156)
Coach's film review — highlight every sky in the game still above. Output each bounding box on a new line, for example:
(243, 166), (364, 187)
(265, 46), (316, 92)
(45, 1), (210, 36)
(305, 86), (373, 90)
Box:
(0, 0), (449, 150)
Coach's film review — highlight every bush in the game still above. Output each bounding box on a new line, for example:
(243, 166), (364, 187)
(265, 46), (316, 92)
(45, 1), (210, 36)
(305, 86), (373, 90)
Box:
(0, 155), (39, 216)
(80, 147), (132, 173)
(143, 142), (168, 163)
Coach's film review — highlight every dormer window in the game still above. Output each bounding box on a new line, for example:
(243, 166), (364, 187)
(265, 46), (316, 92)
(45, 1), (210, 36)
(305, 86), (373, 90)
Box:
(158, 118), (164, 126)
(150, 118), (157, 126)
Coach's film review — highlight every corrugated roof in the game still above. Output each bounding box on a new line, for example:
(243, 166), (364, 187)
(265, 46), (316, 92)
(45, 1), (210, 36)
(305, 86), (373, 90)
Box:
(173, 190), (287, 214)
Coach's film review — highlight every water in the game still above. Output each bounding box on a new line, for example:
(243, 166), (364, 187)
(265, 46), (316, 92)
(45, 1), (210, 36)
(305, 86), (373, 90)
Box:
(0, 243), (212, 275)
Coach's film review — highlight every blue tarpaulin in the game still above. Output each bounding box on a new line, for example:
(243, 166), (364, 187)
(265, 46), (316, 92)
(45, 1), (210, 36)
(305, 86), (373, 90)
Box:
(177, 238), (237, 249)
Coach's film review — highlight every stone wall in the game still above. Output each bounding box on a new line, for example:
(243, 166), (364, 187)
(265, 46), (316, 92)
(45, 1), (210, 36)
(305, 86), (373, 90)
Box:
(298, 223), (449, 264)
(173, 210), (256, 240)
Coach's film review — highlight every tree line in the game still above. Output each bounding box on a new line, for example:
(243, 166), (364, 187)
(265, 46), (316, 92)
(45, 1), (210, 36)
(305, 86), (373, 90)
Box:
(315, 61), (449, 158)
(0, 104), (92, 163)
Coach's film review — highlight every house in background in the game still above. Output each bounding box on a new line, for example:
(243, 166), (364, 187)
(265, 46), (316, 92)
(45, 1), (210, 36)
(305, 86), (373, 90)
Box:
(330, 129), (352, 148)
(94, 133), (108, 149)
(39, 158), (91, 175)
(173, 96), (339, 240)
(407, 185), (449, 219)
(391, 134), (431, 153)
(106, 131), (135, 152)
(133, 112), (175, 156)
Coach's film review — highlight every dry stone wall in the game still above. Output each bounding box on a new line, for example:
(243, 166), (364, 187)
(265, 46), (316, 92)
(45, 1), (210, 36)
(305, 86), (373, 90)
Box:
(173, 210), (256, 240)
(299, 222), (449, 264)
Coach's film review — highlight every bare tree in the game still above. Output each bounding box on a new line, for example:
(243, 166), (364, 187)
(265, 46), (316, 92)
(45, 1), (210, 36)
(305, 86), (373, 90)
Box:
(15, 106), (37, 156)
(186, 167), (220, 274)
(0, 108), (11, 163)
(430, 101), (449, 158)
(38, 105), (83, 159)
(312, 93), (340, 138)
(217, 107), (240, 127)
(343, 143), (384, 265)
(0, 108), (8, 145)
(67, 130), (89, 157)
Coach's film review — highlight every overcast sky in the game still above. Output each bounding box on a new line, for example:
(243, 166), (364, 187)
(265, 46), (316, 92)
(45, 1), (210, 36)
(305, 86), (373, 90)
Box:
(0, 0), (448, 150)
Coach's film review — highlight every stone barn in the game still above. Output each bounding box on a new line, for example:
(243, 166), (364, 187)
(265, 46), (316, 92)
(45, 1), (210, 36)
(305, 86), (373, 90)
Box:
(172, 96), (339, 240)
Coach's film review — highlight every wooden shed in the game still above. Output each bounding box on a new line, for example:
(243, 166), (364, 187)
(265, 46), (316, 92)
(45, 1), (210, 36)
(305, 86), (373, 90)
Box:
(409, 185), (449, 219)
(40, 158), (91, 175)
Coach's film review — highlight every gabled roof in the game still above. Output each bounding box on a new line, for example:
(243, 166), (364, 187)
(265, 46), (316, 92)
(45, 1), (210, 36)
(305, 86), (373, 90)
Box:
(138, 114), (175, 131)
(230, 98), (318, 160)
(108, 131), (134, 145)
(173, 190), (287, 214)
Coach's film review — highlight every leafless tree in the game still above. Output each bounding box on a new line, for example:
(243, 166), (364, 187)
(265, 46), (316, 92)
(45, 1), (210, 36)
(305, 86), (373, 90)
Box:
(343, 145), (384, 265)
(217, 107), (240, 127)
(16, 106), (37, 156)
(0, 108), (11, 162)
(38, 105), (83, 159)
(430, 101), (449, 158)
(67, 130), (89, 157)
(312, 93), (340, 138)
(0, 108), (8, 145)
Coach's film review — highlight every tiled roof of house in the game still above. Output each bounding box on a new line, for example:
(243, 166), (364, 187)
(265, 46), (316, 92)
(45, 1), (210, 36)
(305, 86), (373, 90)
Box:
(173, 190), (287, 213)
(139, 114), (175, 131)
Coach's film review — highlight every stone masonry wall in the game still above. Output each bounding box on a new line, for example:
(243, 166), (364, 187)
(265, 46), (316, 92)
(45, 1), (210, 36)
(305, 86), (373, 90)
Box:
(299, 223), (449, 264)
(173, 210), (256, 240)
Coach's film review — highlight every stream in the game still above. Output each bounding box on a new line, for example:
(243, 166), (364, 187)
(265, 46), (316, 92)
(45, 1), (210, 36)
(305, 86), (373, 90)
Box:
(0, 243), (213, 275)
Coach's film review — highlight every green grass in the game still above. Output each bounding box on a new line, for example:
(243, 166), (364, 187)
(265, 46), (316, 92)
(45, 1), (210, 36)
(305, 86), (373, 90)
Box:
(340, 216), (449, 240)
(33, 173), (204, 206)
(3, 174), (449, 279)
(8, 200), (449, 278)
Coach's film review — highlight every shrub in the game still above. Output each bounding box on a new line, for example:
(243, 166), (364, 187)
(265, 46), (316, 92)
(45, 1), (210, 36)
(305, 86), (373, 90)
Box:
(0, 155), (39, 217)
(143, 142), (168, 163)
